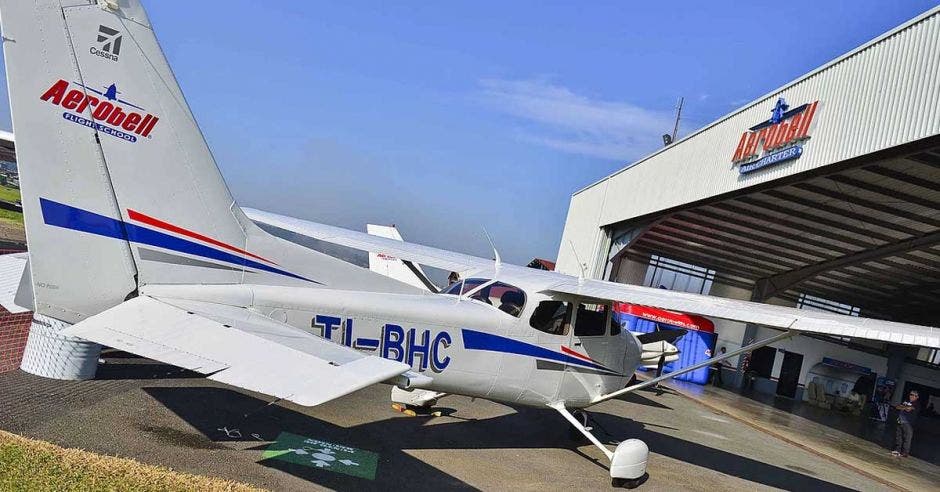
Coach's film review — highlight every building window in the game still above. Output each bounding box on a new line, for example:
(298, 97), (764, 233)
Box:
(797, 293), (860, 316)
(916, 347), (940, 366)
(643, 255), (715, 295)
(797, 293), (860, 344)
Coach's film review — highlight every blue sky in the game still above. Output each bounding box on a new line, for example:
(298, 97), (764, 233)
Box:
(0, 1), (936, 265)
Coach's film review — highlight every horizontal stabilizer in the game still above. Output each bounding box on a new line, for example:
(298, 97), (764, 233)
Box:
(0, 253), (29, 314)
(62, 296), (410, 406)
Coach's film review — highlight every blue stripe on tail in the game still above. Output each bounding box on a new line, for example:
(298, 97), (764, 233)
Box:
(40, 198), (316, 283)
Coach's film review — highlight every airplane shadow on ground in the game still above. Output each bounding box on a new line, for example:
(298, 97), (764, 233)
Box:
(617, 389), (673, 410)
(143, 386), (856, 491)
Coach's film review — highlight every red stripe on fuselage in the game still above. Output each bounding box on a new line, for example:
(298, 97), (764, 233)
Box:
(127, 209), (277, 265)
(561, 345), (596, 363)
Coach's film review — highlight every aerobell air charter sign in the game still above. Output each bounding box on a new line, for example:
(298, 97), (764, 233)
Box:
(732, 98), (818, 174)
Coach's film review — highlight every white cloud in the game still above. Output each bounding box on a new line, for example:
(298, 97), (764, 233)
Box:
(478, 78), (676, 160)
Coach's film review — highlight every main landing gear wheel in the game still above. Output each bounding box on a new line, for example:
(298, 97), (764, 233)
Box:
(568, 409), (592, 440)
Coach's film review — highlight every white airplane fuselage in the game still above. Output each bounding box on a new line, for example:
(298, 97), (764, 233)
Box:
(144, 279), (643, 409)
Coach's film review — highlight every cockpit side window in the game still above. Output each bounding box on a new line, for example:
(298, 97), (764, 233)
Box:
(530, 300), (572, 335)
(574, 303), (610, 337)
(489, 282), (526, 317)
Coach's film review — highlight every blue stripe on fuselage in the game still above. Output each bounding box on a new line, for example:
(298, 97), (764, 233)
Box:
(40, 198), (315, 283)
(461, 328), (617, 374)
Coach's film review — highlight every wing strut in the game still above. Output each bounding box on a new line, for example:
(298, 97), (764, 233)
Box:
(593, 330), (796, 405)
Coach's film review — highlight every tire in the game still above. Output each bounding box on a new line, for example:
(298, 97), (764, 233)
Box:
(611, 477), (641, 489)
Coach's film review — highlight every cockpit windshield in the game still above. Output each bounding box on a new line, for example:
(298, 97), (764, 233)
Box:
(442, 278), (488, 295)
(442, 278), (527, 317)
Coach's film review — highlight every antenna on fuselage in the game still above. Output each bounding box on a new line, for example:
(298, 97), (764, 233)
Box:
(483, 227), (501, 271)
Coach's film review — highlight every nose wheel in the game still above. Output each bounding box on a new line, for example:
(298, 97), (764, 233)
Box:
(550, 403), (649, 487)
(568, 409), (592, 440)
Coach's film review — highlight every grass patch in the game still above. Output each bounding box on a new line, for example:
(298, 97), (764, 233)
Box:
(0, 430), (262, 492)
(0, 186), (23, 228)
(0, 185), (20, 204)
(0, 207), (23, 226)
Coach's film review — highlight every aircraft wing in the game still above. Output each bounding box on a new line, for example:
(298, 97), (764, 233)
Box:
(244, 208), (492, 274)
(546, 278), (939, 348)
(61, 295), (411, 406)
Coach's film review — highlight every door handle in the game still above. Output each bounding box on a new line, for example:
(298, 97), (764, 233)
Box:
(574, 341), (582, 346)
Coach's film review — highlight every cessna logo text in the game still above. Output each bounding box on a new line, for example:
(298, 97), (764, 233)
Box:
(732, 98), (818, 174)
(40, 80), (159, 142)
(92, 25), (122, 61)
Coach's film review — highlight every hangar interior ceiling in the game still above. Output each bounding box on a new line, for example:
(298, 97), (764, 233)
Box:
(613, 139), (940, 327)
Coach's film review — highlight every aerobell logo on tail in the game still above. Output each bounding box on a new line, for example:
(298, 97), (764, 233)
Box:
(732, 98), (818, 174)
(39, 79), (159, 143)
(92, 25), (122, 62)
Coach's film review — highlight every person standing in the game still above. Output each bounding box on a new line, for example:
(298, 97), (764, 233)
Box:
(892, 390), (920, 457)
(740, 351), (756, 391)
(709, 347), (728, 387)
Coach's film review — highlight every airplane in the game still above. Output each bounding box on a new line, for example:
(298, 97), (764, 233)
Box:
(0, 1), (937, 488)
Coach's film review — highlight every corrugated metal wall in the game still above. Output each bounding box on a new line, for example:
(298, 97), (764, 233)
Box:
(556, 7), (940, 276)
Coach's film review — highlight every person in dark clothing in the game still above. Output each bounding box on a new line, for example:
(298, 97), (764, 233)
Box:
(709, 347), (727, 387)
(892, 390), (920, 457)
(740, 352), (757, 391)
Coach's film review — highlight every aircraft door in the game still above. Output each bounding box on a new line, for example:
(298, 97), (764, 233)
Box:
(559, 302), (621, 404)
(521, 299), (574, 404)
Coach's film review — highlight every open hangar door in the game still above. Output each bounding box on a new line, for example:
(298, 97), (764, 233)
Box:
(604, 136), (940, 396)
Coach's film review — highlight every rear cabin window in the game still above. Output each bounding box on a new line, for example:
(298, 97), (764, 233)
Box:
(610, 315), (621, 336)
(574, 303), (611, 337)
(530, 301), (572, 335)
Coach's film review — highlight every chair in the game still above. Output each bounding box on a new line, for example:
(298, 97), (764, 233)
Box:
(498, 290), (524, 317)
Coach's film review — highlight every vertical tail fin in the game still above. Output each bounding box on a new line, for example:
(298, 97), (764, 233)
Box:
(366, 224), (439, 292)
(0, 0), (262, 322)
(1, 1), (421, 323)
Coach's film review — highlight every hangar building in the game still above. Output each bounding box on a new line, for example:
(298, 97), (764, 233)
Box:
(556, 7), (940, 404)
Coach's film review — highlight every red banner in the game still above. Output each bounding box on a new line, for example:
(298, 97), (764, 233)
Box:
(615, 302), (714, 332)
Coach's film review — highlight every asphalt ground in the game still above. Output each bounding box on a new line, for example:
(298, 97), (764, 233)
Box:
(0, 354), (894, 491)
